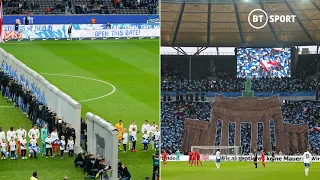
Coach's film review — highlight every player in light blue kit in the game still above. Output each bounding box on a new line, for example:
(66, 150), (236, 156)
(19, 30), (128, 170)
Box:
(302, 148), (312, 177)
(215, 149), (221, 170)
(175, 149), (180, 163)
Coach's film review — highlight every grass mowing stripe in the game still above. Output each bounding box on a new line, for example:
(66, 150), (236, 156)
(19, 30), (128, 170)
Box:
(88, 41), (159, 77)
(40, 73), (116, 102)
(0, 39), (159, 179)
(162, 161), (319, 180)
(38, 42), (159, 110)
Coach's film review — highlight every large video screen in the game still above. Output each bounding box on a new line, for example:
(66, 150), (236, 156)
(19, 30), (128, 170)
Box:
(237, 48), (291, 78)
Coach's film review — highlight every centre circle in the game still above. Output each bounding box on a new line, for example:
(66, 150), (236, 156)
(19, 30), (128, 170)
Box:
(40, 73), (116, 102)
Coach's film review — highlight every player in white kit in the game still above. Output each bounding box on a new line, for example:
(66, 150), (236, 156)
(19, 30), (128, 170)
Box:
(302, 149), (312, 177)
(215, 149), (221, 170)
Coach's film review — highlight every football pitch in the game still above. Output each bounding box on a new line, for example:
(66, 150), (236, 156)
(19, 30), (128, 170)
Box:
(162, 161), (320, 180)
(0, 38), (159, 179)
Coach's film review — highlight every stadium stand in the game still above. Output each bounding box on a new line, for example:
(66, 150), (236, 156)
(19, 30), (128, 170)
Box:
(161, 100), (320, 155)
(2, 0), (158, 15)
(161, 54), (320, 155)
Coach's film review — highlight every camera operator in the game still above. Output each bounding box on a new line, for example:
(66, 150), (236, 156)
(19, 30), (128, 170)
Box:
(96, 158), (112, 180)
(30, 170), (38, 180)
(152, 150), (160, 180)
(106, 22), (111, 29)
(85, 154), (95, 176)
(120, 163), (131, 180)
(92, 155), (102, 174)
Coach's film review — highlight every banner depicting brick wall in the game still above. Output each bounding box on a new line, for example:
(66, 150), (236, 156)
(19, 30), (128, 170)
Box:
(181, 94), (308, 154)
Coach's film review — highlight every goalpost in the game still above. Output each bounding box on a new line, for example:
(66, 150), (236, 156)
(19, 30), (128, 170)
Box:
(191, 146), (242, 161)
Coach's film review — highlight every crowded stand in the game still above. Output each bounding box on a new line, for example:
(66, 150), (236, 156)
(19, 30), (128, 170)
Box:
(257, 123), (263, 150)
(269, 120), (276, 152)
(2, 0), (158, 15)
(215, 120), (222, 146)
(281, 101), (320, 155)
(161, 54), (320, 155)
(161, 75), (319, 93)
(161, 100), (320, 155)
(228, 122), (235, 146)
(240, 123), (252, 154)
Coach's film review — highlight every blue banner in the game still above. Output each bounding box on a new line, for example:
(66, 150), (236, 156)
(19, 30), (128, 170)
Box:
(3, 23), (159, 32)
(3, 15), (159, 25)
(162, 91), (317, 97)
(146, 15), (160, 23)
(3, 24), (159, 40)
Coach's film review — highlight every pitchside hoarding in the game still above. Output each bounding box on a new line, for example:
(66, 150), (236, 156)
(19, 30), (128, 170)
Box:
(2, 23), (160, 40)
(165, 155), (320, 162)
(2, 15), (159, 24)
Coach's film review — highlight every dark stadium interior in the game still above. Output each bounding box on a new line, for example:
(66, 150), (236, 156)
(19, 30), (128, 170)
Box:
(161, 0), (320, 47)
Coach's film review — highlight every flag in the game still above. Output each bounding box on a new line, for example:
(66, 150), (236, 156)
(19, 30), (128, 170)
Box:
(312, 127), (320, 133)
(259, 60), (278, 71)
(303, 107), (308, 112)
(0, 1), (3, 43)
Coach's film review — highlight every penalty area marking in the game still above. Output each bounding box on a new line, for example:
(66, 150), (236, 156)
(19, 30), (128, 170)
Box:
(40, 73), (116, 102)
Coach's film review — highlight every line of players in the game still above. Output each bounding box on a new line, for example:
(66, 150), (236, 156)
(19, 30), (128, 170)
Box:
(115, 120), (160, 152)
(161, 149), (205, 167)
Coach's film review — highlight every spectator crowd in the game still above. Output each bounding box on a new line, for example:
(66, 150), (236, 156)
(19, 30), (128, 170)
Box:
(161, 76), (319, 93)
(2, 0), (158, 15)
(161, 100), (320, 155)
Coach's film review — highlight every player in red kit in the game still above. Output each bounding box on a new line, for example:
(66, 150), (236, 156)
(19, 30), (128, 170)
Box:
(261, 150), (266, 168)
(191, 151), (197, 166)
(162, 150), (168, 166)
(195, 149), (202, 166)
(188, 151), (193, 166)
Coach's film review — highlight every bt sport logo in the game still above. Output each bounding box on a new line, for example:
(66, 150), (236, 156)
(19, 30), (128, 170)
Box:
(248, 9), (296, 29)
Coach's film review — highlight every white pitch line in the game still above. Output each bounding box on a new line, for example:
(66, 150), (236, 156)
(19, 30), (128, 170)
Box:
(40, 73), (116, 102)
(0, 105), (14, 108)
(1, 39), (158, 45)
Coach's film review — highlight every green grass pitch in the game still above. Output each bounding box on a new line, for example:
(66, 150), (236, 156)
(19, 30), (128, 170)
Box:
(0, 38), (159, 179)
(161, 161), (320, 180)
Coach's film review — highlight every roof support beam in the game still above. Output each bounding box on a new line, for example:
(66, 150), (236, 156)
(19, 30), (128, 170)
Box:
(259, 0), (282, 47)
(310, 0), (320, 12)
(172, 2), (186, 46)
(194, 47), (208, 56)
(234, 1), (245, 47)
(284, 0), (317, 45)
(172, 47), (188, 56)
(207, 3), (212, 47)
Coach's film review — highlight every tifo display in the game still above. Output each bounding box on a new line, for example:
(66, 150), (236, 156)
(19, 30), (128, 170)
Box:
(237, 48), (291, 78)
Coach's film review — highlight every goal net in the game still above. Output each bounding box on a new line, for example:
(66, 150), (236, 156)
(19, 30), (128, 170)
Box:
(191, 146), (242, 161)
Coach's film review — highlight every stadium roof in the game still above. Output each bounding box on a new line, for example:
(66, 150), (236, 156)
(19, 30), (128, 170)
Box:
(161, 0), (320, 48)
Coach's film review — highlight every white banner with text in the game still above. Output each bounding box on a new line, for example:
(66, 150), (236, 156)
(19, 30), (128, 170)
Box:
(164, 155), (320, 162)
